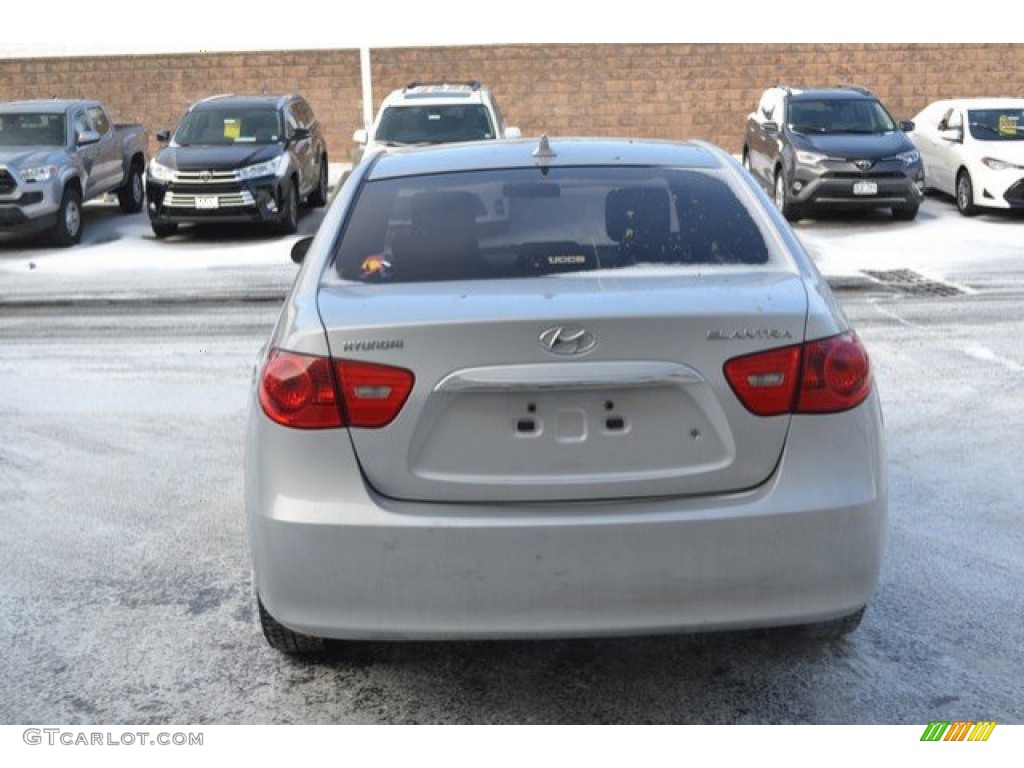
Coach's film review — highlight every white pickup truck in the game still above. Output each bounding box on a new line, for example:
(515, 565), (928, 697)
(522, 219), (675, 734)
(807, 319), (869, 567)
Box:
(0, 99), (147, 246)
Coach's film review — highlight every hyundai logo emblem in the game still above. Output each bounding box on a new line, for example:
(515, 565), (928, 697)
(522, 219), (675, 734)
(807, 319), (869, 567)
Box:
(539, 326), (598, 357)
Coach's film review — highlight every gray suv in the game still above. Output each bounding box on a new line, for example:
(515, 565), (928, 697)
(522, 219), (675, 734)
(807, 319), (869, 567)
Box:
(742, 85), (925, 221)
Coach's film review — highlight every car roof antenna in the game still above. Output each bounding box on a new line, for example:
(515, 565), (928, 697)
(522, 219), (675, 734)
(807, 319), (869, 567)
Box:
(532, 135), (557, 170)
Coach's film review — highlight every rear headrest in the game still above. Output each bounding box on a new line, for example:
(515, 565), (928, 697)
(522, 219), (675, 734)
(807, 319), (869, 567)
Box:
(605, 187), (671, 243)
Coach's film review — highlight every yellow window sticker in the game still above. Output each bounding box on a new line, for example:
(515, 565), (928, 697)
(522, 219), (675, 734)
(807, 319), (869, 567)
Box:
(998, 114), (1018, 137)
(223, 119), (241, 140)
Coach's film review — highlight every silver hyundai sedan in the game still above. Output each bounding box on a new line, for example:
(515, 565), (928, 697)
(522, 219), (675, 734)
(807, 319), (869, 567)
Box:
(245, 137), (886, 653)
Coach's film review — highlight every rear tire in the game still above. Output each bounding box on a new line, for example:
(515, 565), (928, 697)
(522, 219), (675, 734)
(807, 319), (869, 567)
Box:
(50, 186), (83, 246)
(151, 221), (178, 239)
(797, 607), (866, 639)
(118, 163), (145, 213)
(258, 597), (325, 655)
(774, 169), (802, 222)
(956, 170), (978, 216)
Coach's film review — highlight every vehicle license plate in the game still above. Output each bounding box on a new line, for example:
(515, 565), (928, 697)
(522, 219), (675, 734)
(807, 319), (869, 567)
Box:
(853, 181), (878, 196)
(195, 196), (219, 209)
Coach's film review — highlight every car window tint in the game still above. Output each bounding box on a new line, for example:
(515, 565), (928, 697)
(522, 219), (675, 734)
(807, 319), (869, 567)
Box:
(334, 167), (776, 283)
(376, 105), (495, 144)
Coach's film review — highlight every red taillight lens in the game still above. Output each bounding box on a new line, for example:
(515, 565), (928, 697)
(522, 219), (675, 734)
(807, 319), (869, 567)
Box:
(334, 359), (415, 428)
(258, 350), (344, 429)
(796, 332), (871, 413)
(724, 332), (871, 416)
(723, 345), (802, 416)
(259, 352), (415, 429)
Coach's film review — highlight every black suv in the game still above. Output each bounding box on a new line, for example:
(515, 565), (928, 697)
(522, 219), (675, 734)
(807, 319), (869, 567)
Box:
(742, 85), (924, 221)
(146, 94), (328, 238)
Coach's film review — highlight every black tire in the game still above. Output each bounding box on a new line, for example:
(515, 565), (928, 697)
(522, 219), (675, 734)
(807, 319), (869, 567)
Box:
(278, 180), (299, 234)
(50, 186), (83, 246)
(258, 596), (325, 655)
(308, 157), (329, 207)
(892, 204), (919, 221)
(774, 169), (802, 222)
(798, 607), (866, 639)
(956, 169), (978, 216)
(151, 221), (178, 239)
(118, 163), (145, 213)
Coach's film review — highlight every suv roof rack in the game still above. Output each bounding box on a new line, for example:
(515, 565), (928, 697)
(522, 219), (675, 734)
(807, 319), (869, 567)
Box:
(196, 93), (235, 104)
(835, 83), (874, 96)
(404, 80), (481, 91)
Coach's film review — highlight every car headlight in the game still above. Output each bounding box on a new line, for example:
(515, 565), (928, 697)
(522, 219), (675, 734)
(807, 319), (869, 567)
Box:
(237, 155), (287, 181)
(895, 150), (921, 166)
(19, 165), (58, 182)
(148, 160), (176, 182)
(981, 156), (1023, 171)
(795, 150), (828, 166)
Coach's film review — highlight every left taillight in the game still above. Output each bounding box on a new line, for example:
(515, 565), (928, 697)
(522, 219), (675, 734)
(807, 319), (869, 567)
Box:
(724, 332), (871, 416)
(258, 350), (344, 429)
(258, 350), (415, 430)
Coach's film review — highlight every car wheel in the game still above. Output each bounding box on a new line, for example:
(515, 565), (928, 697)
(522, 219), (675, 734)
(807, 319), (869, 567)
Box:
(151, 221), (178, 239)
(956, 170), (978, 216)
(118, 164), (145, 213)
(278, 181), (299, 234)
(798, 607), (867, 639)
(891, 204), (919, 221)
(258, 596), (324, 655)
(308, 158), (329, 207)
(774, 169), (802, 222)
(50, 186), (83, 246)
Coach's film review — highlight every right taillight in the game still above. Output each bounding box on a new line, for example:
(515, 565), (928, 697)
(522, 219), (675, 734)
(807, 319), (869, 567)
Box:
(258, 350), (415, 429)
(724, 332), (871, 416)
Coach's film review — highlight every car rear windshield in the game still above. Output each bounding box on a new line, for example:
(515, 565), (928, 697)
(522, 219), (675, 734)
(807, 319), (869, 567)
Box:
(333, 166), (777, 283)
(789, 99), (898, 134)
(375, 105), (495, 145)
(968, 109), (1024, 141)
(174, 108), (282, 146)
(0, 113), (65, 147)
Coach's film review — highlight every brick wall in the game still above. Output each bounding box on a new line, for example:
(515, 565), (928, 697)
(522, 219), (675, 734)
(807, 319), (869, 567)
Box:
(3, 44), (1023, 160)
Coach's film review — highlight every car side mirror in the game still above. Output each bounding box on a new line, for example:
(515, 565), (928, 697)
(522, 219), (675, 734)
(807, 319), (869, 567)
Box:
(899, 120), (915, 132)
(76, 129), (101, 146)
(352, 128), (368, 145)
(939, 127), (963, 143)
(290, 126), (311, 143)
(504, 126), (522, 139)
(762, 121), (779, 134)
(156, 130), (170, 143)
(291, 236), (313, 264)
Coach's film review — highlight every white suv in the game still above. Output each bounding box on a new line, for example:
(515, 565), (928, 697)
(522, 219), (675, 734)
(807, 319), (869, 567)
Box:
(353, 81), (520, 160)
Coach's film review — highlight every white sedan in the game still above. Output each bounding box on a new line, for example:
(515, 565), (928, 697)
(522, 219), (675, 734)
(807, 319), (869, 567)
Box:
(908, 98), (1024, 215)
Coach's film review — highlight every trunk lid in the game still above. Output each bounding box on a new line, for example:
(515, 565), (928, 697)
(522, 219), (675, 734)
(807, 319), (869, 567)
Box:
(318, 270), (807, 503)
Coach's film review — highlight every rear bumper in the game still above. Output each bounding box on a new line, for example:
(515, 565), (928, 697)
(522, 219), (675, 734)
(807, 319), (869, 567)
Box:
(246, 393), (887, 640)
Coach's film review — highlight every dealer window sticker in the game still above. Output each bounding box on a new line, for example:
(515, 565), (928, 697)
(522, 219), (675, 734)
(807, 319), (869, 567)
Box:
(223, 119), (241, 140)
(998, 114), (1018, 137)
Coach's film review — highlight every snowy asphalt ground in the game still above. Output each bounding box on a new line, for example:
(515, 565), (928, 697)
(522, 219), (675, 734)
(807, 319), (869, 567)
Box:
(1, 186), (1022, 724)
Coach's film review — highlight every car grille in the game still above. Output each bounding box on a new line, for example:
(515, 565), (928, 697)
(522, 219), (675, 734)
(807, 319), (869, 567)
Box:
(0, 169), (17, 195)
(163, 190), (255, 208)
(829, 171), (905, 180)
(170, 169), (239, 184)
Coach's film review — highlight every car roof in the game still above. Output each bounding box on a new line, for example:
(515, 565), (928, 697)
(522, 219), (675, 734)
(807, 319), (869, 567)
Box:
(788, 88), (877, 101)
(189, 94), (297, 111)
(365, 137), (723, 180)
(0, 99), (97, 113)
(382, 82), (490, 107)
